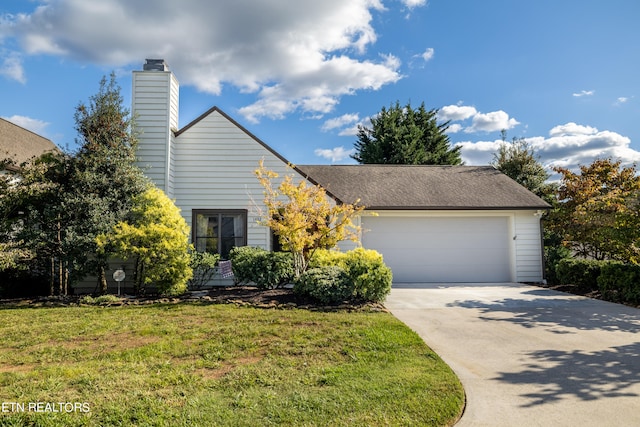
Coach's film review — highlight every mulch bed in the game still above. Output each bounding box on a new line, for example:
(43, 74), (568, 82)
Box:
(0, 286), (388, 312)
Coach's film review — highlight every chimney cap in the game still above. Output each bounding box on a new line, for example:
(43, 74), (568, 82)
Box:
(143, 59), (169, 71)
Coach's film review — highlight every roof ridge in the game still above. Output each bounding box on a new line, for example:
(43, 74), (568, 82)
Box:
(0, 117), (55, 144)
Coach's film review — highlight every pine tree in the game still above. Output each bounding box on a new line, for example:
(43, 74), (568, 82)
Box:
(352, 101), (462, 165)
(72, 73), (149, 292)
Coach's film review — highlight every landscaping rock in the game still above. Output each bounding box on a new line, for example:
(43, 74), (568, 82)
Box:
(0, 286), (387, 312)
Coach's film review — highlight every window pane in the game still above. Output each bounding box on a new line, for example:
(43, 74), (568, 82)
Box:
(195, 213), (219, 254)
(220, 214), (244, 258)
(193, 211), (246, 258)
(196, 214), (218, 238)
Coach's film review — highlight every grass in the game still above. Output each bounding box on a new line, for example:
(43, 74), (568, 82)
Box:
(0, 303), (464, 426)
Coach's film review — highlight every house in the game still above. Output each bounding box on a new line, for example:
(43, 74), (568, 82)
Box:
(0, 118), (58, 174)
(299, 165), (550, 282)
(132, 59), (550, 284)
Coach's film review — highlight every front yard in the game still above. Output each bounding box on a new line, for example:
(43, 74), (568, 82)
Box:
(0, 302), (464, 426)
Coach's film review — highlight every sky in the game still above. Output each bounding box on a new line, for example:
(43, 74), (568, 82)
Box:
(1, 0), (639, 175)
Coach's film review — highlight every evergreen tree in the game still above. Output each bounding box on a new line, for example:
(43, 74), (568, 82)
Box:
(72, 73), (149, 292)
(0, 74), (149, 295)
(352, 101), (462, 165)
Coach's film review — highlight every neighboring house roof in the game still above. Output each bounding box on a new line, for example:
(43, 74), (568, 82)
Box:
(298, 164), (551, 210)
(0, 118), (58, 171)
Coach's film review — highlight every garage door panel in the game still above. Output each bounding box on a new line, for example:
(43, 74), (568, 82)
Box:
(361, 216), (511, 283)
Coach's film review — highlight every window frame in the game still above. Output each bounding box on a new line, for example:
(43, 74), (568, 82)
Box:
(192, 209), (248, 258)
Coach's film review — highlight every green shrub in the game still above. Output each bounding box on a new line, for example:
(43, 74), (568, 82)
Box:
(598, 263), (640, 304)
(309, 249), (346, 269)
(79, 294), (122, 305)
(544, 244), (572, 285)
(188, 251), (220, 289)
(310, 248), (393, 303)
(229, 247), (294, 289)
(344, 248), (393, 302)
(294, 266), (352, 304)
(556, 258), (612, 292)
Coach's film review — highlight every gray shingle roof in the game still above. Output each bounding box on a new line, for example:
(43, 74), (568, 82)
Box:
(298, 164), (550, 210)
(0, 118), (58, 169)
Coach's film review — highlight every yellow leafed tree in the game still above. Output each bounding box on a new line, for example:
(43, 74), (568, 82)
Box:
(255, 160), (365, 277)
(96, 187), (192, 295)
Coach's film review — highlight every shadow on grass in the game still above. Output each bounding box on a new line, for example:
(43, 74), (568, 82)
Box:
(494, 342), (640, 407)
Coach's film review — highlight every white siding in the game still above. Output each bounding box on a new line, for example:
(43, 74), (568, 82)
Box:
(513, 211), (544, 282)
(132, 70), (179, 197)
(173, 110), (305, 250)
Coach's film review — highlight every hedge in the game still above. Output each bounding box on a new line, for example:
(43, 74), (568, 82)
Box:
(555, 258), (615, 292)
(597, 263), (640, 304)
(294, 266), (352, 304)
(229, 247), (294, 289)
(308, 248), (392, 303)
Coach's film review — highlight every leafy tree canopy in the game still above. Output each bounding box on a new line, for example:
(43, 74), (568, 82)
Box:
(352, 101), (462, 165)
(491, 131), (554, 202)
(0, 74), (149, 295)
(550, 158), (640, 263)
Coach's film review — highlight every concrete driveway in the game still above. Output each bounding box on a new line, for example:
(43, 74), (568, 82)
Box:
(385, 283), (640, 427)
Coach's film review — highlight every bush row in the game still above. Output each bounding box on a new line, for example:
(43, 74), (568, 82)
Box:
(229, 246), (294, 290)
(228, 246), (393, 303)
(554, 258), (640, 304)
(598, 263), (640, 304)
(555, 258), (616, 292)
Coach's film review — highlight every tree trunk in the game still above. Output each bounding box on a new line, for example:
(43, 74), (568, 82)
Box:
(49, 257), (55, 296)
(98, 264), (108, 294)
(63, 261), (69, 296)
(133, 257), (144, 295)
(58, 258), (63, 296)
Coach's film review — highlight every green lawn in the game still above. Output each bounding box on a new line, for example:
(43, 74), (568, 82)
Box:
(0, 303), (464, 426)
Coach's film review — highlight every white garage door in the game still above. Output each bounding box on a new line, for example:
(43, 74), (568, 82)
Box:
(361, 216), (511, 283)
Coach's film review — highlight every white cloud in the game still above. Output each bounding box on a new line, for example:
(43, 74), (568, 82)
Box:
(418, 47), (434, 62)
(314, 146), (356, 162)
(0, 51), (26, 83)
(438, 105), (477, 121)
(466, 110), (519, 133)
(400, 0), (428, 8)
(615, 96), (632, 106)
(439, 104), (518, 134)
(1, 0), (401, 123)
(338, 125), (361, 137)
(455, 122), (640, 174)
(446, 123), (463, 134)
(2, 115), (49, 135)
(322, 113), (360, 132)
(549, 122), (597, 137)
(573, 90), (595, 97)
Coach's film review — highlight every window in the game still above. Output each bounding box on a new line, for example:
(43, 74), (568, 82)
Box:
(193, 210), (247, 259)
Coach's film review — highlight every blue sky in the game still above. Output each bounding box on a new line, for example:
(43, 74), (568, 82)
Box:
(1, 0), (639, 173)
